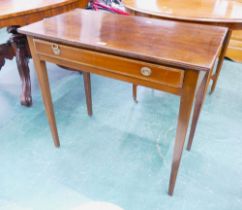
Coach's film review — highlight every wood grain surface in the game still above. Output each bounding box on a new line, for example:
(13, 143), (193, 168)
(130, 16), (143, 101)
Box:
(19, 9), (227, 72)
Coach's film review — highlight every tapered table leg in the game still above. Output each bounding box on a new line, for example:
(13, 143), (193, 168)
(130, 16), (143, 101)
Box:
(168, 70), (199, 196)
(83, 72), (93, 116)
(28, 37), (60, 147)
(57, 65), (92, 116)
(8, 26), (32, 106)
(132, 84), (138, 103)
(210, 29), (232, 94)
(36, 60), (60, 147)
(186, 70), (213, 151)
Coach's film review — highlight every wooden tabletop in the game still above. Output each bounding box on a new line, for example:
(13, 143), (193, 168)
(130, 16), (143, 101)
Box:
(0, 0), (86, 27)
(0, 0), (80, 19)
(124, 0), (242, 26)
(19, 9), (227, 71)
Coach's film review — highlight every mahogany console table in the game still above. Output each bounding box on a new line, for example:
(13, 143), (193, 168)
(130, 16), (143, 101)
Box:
(19, 9), (227, 195)
(124, 0), (242, 95)
(0, 0), (88, 106)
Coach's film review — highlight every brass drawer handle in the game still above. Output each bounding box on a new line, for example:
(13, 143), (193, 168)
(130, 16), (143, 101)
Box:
(51, 44), (61, 55)
(140, 67), (152, 77)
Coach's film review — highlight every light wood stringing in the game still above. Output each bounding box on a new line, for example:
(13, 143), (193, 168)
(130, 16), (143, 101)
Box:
(33, 39), (185, 89)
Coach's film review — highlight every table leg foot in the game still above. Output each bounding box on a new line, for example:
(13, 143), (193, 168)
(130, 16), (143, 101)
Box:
(8, 26), (32, 107)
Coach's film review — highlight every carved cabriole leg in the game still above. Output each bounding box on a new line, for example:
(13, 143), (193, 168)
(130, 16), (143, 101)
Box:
(168, 70), (199, 196)
(0, 41), (15, 70)
(27, 37), (60, 147)
(83, 72), (93, 116)
(186, 69), (213, 151)
(210, 29), (232, 94)
(8, 26), (32, 106)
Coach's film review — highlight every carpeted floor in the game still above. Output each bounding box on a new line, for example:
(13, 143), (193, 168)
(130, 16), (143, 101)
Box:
(0, 28), (242, 210)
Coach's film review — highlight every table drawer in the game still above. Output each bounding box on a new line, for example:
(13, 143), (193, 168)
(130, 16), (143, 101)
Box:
(33, 39), (184, 88)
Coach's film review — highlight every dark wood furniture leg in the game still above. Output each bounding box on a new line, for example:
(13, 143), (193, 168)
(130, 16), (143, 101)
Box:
(28, 35), (59, 146)
(7, 26), (32, 106)
(168, 70), (199, 196)
(132, 84), (138, 103)
(58, 65), (93, 116)
(83, 72), (93, 116)
(0, 41), (15, 69)
(32, 56), (60, 147)
(186, 70), (213, 151)
(210, 29), (232, 94)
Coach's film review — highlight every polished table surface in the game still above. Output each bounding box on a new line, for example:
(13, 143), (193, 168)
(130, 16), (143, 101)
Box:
(124, 0), (242, 27)
(0, 0), (86, 27)
(0, 0), (88, 106)
(19, 10), (226, 71)
(1, 0), (78, 18)
(123, 0), (242, 95)
(19, 9), (227, 195)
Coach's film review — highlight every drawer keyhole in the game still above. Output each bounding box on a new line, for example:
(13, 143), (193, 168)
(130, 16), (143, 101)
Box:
(52, 44), (61, 55)
(140, 67), (152, 77)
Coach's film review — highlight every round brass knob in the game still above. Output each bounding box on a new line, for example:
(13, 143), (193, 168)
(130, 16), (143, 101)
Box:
(140, 67), (152, 77)
(51, 44), (61, 55)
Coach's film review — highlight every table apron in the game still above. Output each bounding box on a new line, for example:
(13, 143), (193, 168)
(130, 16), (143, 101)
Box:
(33, 39), (185, 96)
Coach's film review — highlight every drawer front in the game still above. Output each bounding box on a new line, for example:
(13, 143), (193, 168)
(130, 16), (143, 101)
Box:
(33, 39), (184, 88)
